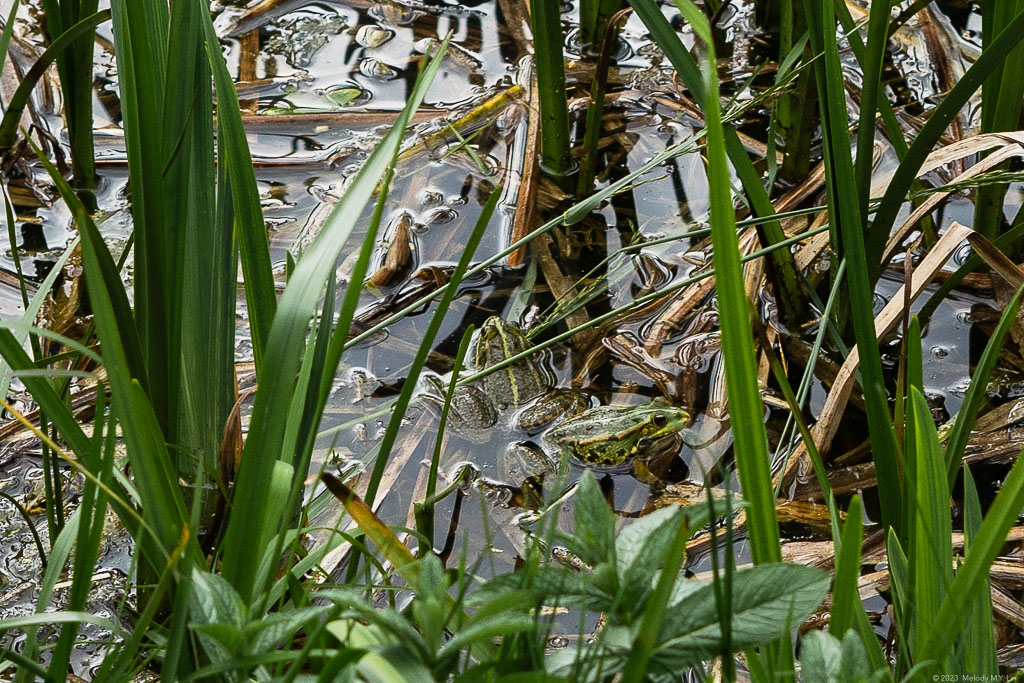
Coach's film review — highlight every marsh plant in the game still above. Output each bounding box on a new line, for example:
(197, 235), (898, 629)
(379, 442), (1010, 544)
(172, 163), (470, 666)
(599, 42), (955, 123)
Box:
(2, 0), (1024, 680)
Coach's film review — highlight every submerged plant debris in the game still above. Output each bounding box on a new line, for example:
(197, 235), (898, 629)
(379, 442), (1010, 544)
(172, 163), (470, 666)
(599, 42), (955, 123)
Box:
(2, 0), (1024, 679)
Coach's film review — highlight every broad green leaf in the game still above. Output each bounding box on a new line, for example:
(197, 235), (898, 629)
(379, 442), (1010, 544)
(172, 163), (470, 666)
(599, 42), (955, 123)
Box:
(654, 563), (829, 670)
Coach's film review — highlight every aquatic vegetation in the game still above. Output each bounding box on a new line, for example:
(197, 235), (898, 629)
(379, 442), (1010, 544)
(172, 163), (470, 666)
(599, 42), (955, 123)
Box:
(2, 0), (1024, 680)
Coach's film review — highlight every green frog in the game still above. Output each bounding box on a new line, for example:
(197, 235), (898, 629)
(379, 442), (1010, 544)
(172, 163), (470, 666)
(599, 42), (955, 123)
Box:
(545, 398), (691, 471)
(425, 316), (588, 436)
(424, 317), (691, 483)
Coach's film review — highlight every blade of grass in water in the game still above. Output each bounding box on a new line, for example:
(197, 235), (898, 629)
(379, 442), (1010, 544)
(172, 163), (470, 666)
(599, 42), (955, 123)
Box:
(419, 325), (475, 555)
(908, 385), (953, 661)
(363, 186), (500, 507)
(671, 0), (780, 567)
(629, 0), (807, 322)
(944, 283), (1024, 487)
(960, 466), (997, 674)
(219, 38), (451, 603)
(805, 0), (903, 536)
(852, 0), (895, 211)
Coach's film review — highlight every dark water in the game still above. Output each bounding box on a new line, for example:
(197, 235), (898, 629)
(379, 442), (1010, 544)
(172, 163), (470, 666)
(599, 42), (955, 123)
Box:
(1, 0), (1011, 673)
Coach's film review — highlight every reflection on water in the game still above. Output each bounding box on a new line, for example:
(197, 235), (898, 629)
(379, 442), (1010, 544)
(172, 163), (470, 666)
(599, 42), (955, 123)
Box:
(0, 0), (1006, 672)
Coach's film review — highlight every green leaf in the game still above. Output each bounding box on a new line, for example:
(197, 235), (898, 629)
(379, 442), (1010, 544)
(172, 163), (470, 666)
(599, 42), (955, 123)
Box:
(920, 449), (1024, 667)
(615, 506), (686, 606)
(958, 466), (997, 675)
(654, 563), (830, 670)
(830, 495), (864, 639)
(799, 629), (842, 683)
(907, 387), (953, 660)
(570, 470), (617, 567)
(218, 37), (450, 602)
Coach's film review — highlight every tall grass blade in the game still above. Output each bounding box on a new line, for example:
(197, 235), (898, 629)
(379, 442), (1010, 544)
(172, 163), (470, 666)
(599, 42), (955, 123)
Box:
(200, 4), (276, 373)
(218, 39), (450, 602)
(39, 0), (99, 190)
(920, 450), (1024, 668)
(805, 0), (902, 535)
(974, 0), (1024, 239)
(960, 465), (997, 674)
(364, 185), (500, 507)
(907, 387), (952, 661)
(670, 0), (780, 568)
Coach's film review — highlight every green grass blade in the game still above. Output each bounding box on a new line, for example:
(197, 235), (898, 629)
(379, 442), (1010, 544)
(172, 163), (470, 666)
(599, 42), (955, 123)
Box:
(32, 146), (195, 573)
(363, 186), (500, 507)
(920, 449), (1024, 669)
(907, 387), (952, 662)
(165, 0), (234, 478)
(829, 494), (862, 640)
(109, 0), (175, 432)
(974, 0), (1024, 239)
(0, 1), (20, 76)
(944, 282), (1024, 487)
(959, 465), (997, 674)
(218, 38), (451, 602)
(199, 2), (276, 373)
(671, 0), (780, 564)
(806, 0), (903, 535)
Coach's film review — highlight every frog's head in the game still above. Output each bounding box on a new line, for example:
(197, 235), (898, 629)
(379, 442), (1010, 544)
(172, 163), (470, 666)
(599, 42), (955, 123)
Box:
(628, 399), (691, 453)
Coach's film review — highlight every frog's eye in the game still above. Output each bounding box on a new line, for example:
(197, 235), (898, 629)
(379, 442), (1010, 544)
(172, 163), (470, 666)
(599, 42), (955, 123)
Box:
(652, 413), (667, 427)
(637, 437), (653, 451)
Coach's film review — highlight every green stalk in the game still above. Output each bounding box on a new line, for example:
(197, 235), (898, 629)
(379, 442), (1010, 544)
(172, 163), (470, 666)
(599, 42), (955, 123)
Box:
(530, 0), (573, 184)
(974, 0), (1024, 240)
(804, 0), (903, 536)
(673, 0), (781, 565)
(628, 0), (807, 323)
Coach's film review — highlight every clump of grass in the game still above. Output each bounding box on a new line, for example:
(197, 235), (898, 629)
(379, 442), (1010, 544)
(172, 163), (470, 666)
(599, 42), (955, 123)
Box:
(6, 0), (1024, 679)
